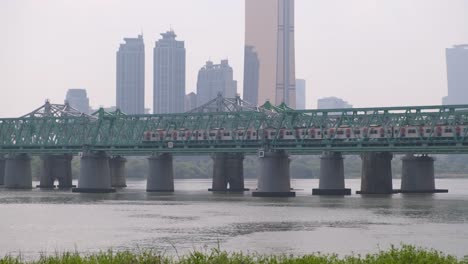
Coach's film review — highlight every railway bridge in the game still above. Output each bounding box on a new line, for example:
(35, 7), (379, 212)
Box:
(1, 95), (467, 196)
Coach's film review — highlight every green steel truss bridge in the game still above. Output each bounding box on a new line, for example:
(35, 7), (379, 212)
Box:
(2, 97), (468, 155)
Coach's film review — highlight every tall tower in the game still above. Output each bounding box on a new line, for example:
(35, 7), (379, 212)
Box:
(243, 0), (296, 108)
(196, 60), (237, 106)
(443, 44), (468, 105)
(153, 30), (186, 114)
(116, 35), (145, 114)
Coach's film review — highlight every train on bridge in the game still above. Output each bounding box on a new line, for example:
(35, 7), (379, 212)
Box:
(144, 125), (468, 142)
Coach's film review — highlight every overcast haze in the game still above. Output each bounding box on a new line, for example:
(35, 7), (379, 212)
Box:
(1, 0), (467, 117)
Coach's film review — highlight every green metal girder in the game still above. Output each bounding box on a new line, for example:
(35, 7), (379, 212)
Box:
(1, 104), (468, 155)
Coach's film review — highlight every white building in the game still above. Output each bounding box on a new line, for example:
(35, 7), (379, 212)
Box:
(443, 44), (468, 105)
(65, 89), (90, 114)
(153, 30), (186, 114)
(317, 97), (352, 109)
(295, 79), (306, 109)
(116, 35), (145, 114)
(197, 60), (237, 106)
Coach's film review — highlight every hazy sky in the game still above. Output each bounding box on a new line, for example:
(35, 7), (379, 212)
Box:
(1, 0), (467, 117)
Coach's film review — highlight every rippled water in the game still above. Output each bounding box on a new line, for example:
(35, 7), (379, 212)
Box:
(1, 178), (468, 258)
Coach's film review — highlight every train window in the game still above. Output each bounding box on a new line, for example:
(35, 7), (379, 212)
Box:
(408, 129), (416, 134)
(166, 134), (172, 138)
(286, 131), (293, 136)
(270, 132), (277, 136)
(224, 132), (230, 136)
(445, 128), (453, 133)
(209, 133), (216, 137)
(426, 129), (432, 133)
(370, 130), (378, 135)
(324, 131), (328, 135)
(152, 133), (156, 137)
(253, 132), (257, 136)
(317, 132), (321, 135)
(354, 130), (361, 134)
(238, 132), (244, 136)
(337, 130), (344, 135)
(179, 132), (185, 137)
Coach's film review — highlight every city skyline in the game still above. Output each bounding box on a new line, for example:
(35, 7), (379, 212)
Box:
(1, 0), (468, 117)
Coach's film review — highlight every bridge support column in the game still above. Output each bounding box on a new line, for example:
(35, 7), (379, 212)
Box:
(0, 156), (5, 186)
(110, 156), (127, 188)
(209, 153), (247, 192)
(252, 151), (295, 197)
(313, 152), (351, 195)
(37, 154), (73, 188)
(4, 154), (32, 189)
(400, 154), (448, 193)
(358, 152), (394, 194)
(72, 152), (115, 193)
(147, 153), (174, 192)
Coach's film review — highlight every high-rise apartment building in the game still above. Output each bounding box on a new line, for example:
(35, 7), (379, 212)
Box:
(116, 35), (145, 115)
(243, 0), (296, 108)
(318, 97), (352, 109)
(196, 60), (237, 106)
(65, 89), (90, 114)
(153, 30), (186, 114)
(295, 79), (306, 109)
(443, 44), (468, 105)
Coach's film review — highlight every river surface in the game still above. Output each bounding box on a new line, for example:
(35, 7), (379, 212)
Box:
(1, 179), (468, 259)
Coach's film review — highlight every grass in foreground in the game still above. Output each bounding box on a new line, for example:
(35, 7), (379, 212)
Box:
(1, 245), (467, 264)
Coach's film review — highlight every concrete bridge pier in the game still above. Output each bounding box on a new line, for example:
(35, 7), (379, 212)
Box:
(110, 156), (127, 188)
(72, 151), (115, 193)
(209, 153), (247, 192)
(147, 153), (174, 192)
(358, 152), (394, 194)
(0, 156), (5, 186)
(252, 151), (295, 197)
(400, 154), (448, 193)
(313, 152), (351, 195)
(4, 153), (32, 189)
(38, 154), (73, 188)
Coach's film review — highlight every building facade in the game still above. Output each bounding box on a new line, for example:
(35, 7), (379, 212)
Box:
(196, 60), (237, 106)
(153, 30), (186, 114)
(443, 44), (468, 105)
(185, 92), (198, 112)
(116, 35), (145, 115)
(65, 89), (90, 114)
(317, 97), (352, 109)
(295, 79), (306, 109)
(243, 0), (296, 108)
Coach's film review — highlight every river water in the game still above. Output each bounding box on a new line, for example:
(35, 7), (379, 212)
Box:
(0, 179), (467, 259)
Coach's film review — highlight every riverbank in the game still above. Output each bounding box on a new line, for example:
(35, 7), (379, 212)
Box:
(1, 245), (467, 264)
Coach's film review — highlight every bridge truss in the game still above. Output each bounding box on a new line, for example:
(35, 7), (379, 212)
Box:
(1, 100), (468, 155)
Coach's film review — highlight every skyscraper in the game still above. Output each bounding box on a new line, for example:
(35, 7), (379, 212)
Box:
(153, 30), (186, 114)
(295, 79), (306, 109)
(196, 60), (237, 106)
(443, 44), (468, 105)
(243, 0), (296, 108)
(65, 89), (90, 114)
(116, 35), (145, 115)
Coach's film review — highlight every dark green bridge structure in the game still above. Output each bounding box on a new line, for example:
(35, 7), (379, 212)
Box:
(0, 96), (466, 196)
